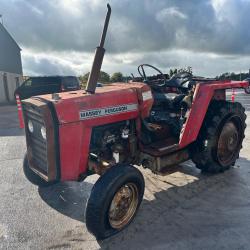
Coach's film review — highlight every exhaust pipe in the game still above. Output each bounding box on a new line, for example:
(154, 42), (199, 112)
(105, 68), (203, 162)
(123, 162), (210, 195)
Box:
(85, 4), (111, 94)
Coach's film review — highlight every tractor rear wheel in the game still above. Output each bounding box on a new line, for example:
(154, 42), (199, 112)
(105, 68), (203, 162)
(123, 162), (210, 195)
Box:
(191, 101), (246, 173)
(85, 164), (145, 240)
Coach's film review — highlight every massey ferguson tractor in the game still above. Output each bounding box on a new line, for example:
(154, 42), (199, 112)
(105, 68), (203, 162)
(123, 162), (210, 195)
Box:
(22, 4), (249, 239)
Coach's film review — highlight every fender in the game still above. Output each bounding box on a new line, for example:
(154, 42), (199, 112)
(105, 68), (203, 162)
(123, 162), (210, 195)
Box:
(179, 80), (249, 148)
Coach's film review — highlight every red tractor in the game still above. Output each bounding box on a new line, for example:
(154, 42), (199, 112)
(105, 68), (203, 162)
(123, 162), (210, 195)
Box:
(22, 4), (249, 239)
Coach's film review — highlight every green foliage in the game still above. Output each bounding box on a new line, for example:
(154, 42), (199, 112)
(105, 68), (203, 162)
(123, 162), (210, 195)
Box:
(79, 71), (110, 88)
(99, 71), (110, 83)
(216, 71), (249, 81)
(110, 72), (124, 82)
(169, 66), (192, 77)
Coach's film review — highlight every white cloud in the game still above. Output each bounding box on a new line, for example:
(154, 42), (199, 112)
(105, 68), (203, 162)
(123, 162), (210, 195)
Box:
(21, 48), (250, 78)
(2, 0), (250, 77)
(156, 7), (187, 23)
(211, 0), (227, 11)
(58, 0), (83, 17)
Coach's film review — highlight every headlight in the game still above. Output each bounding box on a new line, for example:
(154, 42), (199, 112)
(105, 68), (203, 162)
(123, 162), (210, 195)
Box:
(41, 126), (46, 140)
(28, 120), (34, 133)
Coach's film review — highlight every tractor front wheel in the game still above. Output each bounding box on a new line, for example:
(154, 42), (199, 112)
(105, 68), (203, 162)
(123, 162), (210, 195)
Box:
(85, 164), (145, 240)
(191, 101), (246, 173)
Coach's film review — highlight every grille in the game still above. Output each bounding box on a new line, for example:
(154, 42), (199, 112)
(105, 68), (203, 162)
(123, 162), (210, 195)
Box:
(23, 104), (48, 174)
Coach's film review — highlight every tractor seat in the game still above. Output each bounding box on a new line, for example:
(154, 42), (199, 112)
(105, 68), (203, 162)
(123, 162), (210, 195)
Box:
(153, 92), (186, 108)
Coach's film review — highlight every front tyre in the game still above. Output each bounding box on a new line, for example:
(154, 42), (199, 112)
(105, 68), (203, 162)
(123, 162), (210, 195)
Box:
(23, 152), (55, 187)
(85, 164), (145, 240)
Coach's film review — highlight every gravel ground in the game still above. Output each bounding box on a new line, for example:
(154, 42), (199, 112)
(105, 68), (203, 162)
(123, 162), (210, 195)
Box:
(0, 91), (250, 250)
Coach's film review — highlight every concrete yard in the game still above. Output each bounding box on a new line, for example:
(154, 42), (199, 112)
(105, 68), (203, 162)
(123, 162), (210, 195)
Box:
(0, 91), (250, 250)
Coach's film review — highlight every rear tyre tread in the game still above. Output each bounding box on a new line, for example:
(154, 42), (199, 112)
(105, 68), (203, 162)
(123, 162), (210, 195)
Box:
(192, 100), (246, 173)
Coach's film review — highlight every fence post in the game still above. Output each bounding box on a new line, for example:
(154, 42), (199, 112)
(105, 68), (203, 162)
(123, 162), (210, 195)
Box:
(15, 94), (24, 128)
(231, 88), (235, 103)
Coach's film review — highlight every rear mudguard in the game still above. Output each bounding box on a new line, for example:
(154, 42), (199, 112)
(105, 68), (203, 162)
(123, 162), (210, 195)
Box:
(179, 80), (248, 148)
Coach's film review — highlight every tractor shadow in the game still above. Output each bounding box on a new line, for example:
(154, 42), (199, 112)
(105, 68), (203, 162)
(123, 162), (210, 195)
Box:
(39, 157), (250, 249)
(38, 179), (96, 223)
(99, 157), (250, 249)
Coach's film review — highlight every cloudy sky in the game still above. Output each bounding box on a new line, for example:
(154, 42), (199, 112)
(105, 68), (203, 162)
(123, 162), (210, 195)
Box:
(2, 0), (250, 77)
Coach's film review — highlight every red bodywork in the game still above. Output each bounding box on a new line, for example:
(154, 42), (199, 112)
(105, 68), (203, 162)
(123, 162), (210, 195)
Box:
(39, 83), (153, 180)
(179, 80), (249, 147)
(29, 80), (249, 181)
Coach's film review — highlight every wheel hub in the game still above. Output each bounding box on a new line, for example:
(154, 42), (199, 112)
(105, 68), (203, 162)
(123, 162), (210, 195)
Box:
(108, 183), (138, 229)
(217, 121), (241, 166)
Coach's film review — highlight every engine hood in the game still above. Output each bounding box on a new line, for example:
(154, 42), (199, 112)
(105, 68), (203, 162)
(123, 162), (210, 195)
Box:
(23, 82), (153, 125)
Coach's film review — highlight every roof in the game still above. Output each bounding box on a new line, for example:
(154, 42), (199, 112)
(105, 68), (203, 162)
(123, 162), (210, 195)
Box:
(0, 22), (21, 51)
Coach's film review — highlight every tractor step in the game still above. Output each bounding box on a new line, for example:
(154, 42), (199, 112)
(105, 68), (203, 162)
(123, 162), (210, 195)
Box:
(142, 137), (179, 156)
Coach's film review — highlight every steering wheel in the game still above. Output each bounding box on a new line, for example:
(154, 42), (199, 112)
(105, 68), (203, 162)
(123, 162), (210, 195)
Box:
(138, 64), (167, 87)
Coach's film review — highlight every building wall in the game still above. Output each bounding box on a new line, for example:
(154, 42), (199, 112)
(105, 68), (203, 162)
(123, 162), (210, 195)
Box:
(0, 24), (23, 103)
(0, 71), (23, 102)
(0, 24), (22, 75)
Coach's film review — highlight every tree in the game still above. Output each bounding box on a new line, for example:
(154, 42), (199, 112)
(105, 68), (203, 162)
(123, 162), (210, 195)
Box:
(80, 71), (110, 86)
(110, 72), (123, 82)
(99, 71), (110, 83)
(169, 67), (193, 77)
(187, 66), (193, 74)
